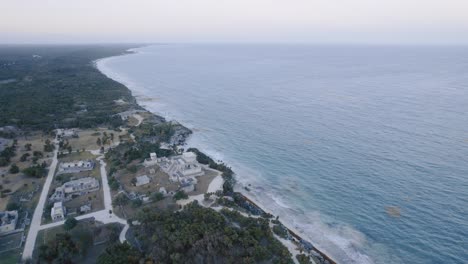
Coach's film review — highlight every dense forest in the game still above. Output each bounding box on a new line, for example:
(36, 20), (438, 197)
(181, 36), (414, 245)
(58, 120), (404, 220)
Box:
(120, 202), (293, 264)
(0, 45), (137, 130)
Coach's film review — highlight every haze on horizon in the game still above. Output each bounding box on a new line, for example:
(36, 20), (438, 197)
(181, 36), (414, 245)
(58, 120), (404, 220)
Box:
(1, 0), (468, 45)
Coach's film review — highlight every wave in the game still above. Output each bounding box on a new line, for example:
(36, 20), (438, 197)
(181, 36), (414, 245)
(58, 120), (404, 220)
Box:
(96, 48), (384, 264)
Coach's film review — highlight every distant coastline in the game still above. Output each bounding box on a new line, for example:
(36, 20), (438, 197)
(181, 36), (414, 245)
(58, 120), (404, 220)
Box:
(95, 46), (338, 264)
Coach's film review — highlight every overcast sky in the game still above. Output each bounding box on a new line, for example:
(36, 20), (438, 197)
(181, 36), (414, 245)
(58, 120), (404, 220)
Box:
(2, 0), (468, 44)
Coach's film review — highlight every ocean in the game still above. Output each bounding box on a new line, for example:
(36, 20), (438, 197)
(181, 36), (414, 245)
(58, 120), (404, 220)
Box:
(97, 44), (468, 264)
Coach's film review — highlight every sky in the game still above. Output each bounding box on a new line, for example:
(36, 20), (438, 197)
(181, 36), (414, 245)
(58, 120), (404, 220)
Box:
(1, 0), (468, 44)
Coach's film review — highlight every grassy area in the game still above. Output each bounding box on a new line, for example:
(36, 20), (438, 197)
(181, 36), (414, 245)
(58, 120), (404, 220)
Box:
(58, 151), (97, 162)
(66, 128), (128, 151)
(0, 248), (22, 264)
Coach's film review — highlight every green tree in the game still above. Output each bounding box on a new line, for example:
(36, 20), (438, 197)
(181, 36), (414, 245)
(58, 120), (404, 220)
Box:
(24, 143), (32, 151)
(9, 164), (19, 174)
(112, 194), (129, 207)
(44, 139), (55, 152)
(6, 202), (20, 211)
(131, 199), (142, 208)
(64, 217), (78, 231)
(151, 192), (164, 202)
(173, 190), (188, 200)
(97, 242), (140, 264)
(23, 165), (46, 177)
(20, 153), (30, 162)
(38, 233), (78, 263)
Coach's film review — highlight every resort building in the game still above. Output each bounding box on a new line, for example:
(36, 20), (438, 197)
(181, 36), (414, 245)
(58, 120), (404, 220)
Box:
(51, 202), (66, 222)
(0, 210), (18, 234)
(157, 152), (204, 181)
(135, 175), (150, 186)
(49, 177), (100, 202)
(57, 160), (95, 174)
(144, 151), (204, 194)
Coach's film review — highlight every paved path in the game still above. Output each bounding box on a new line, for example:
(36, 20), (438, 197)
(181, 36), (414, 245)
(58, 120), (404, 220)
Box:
(22, 145), (129, 261)
(132, 114), (143, 126)
(22, 138), (59, 260)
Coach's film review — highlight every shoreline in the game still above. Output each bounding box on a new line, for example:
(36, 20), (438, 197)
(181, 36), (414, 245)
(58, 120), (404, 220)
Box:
(95, 47), (338, 264)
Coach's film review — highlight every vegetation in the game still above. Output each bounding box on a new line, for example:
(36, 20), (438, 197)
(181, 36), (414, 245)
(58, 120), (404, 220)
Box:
(296, 254), (313, 264)
(112, 193), (129, 207)
(9, 163), (19, 174)
(273, 224), (289, 239)
(38, 233), (78, 263)
(20, 153), (30, 162)
(151, 192), (164, 202)
(119, 202), (293, 263)
(0, 45), (135, 131)
(64, 217), (78, 231)
(6, 201), (20, 211)
(43, 139), (55, 152)
(0, 145), (16, 167)
(105, 142), (172, 173)
(97, 242), (141, 264)
(23, 165), (47, 177)
(173, 190), (188, 200)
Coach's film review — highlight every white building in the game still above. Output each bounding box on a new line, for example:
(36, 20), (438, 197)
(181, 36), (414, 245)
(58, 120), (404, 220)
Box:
(143, 151), (205, 194)
(58, 160), (95, 174)
(135, 175), (150, 186)
(58, 129), (78, 139)
(157, 152), (204, 182)
(143, 152), (158, 167)
(50, 177), (100, 202)
(80, 204), (91, 214)
(51, 202), (66, 222)
(0, 210), (18, 234)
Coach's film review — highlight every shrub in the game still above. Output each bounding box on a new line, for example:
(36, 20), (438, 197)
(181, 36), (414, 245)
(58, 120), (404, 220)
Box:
(64, 217), (78, 231)
(9, 164), (19, 174)
(173, 190), (188, 200)
(6, 202), (20, 211)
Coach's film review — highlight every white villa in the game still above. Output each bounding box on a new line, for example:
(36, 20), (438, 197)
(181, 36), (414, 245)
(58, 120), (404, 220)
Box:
(51, 202), (66, 222)
(58, 160), (95, 174)
(50, 177), (100, 202)
(0, 210), (18, 234)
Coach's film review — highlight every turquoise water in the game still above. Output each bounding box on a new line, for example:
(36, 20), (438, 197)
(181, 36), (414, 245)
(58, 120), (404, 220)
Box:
(98, 44), (468, 264)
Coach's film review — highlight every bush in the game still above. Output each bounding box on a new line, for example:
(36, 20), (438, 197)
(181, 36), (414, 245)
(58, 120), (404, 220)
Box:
(9, 164), (19, 174)
(296, 254), (312, 264)
(64, 217), (78, 231)
(23, 165), (46, 178)
(20, 153), (30, 162)
(6, 202), (20, 211)
(272, 224), (289, 239)
(151, 192), (164, 202)
(173, 190), (188, 200)
(131, 199), (143, 208)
